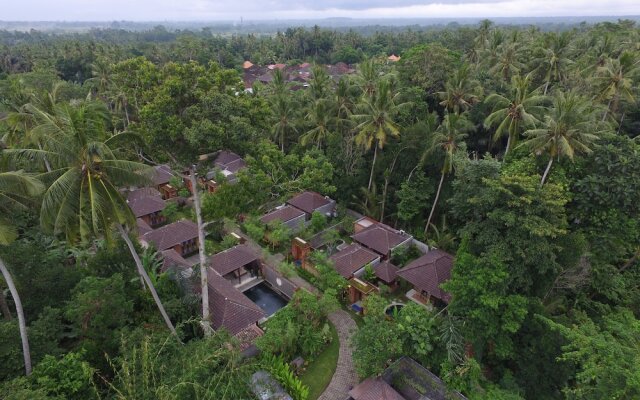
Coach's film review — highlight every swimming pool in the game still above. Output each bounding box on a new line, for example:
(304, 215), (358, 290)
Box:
(244, 282), (288, 317)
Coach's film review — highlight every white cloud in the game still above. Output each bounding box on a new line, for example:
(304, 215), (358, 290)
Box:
(3, 0), (640, 21)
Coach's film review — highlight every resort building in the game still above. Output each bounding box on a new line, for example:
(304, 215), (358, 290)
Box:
(142, 219), (199, 257)
(396, 249), (454, 307)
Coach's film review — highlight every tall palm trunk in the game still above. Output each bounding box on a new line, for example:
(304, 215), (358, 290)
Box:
(0, 257), (31, 375)
(425, 171), (446, 236)
(189, 168), (212, 336)
(504, 133), (512, 157)
(540, 158), (554, 187)
(0, 288), (11, 320)
(117, 225), (180, 340)
(367, 144), (378, 192)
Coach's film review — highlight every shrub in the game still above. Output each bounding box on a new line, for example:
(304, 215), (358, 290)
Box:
(263, 354), (310, 400)
(309, 211), (327, 234)
(162, 201), (179, 220)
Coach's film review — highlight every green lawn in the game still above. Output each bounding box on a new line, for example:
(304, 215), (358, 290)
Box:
(300, 322), (340, 400)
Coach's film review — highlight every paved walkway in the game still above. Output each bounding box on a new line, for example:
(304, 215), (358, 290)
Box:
(318, 310), (359, 400)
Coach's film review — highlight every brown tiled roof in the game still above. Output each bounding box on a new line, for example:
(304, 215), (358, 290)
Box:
(260, 205), (306, 225)
(214, 150), (242, 168)
(243, 60), (254, 69)
(286, 191), (333, 215)
(152, 165), (174, 186)
(136, 218), (153, 236)
(161, 249), (191, 272)
(349, 377), (405, 400)
(127, 187), (162, 202)
(374, 261), (399, 283)
(352, 223), (411, 256)
(207, 271), (264, 335)
(127, 195), (165, 218)
(329, 243), (379, 278)
(210, 244), (258, 276)
(143, 220), (198, 251)
(396, 249), (454, 303)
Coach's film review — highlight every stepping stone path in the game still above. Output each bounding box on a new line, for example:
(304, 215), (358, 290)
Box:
(318, 310), (358, 400)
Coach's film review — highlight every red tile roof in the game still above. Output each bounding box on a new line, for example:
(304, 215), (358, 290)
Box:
(329, 243), (379, 278)
(286, 191), (333, 215)
(396, 249), (454, 303)
(351, 223), (411, 257)
(207, 271), (265, 335)
(349, 377), (405, 400)
(143, 220), (198, 251)
(374, 261), (399, 283)
(127, 195), (165, 218)
(210, 244), (258, 276)
(243, 60), (254, 69)
(260, 205), (306, 225)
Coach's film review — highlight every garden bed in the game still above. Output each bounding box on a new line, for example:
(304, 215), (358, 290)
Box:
(299, 322), (340, 400)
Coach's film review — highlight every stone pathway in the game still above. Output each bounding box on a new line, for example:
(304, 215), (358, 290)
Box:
(318, 310), (359, 400)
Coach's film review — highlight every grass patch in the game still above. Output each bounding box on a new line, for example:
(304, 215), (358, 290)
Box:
(300, 322), (340, 400)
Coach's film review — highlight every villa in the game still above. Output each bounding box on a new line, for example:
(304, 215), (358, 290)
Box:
(152, 165), (178, 199)
(210, 244), (261, 288)
(351, 218), (413, 259)
(127, 188), (166, 228)
(397, 249), (454, 307)
(142, 219), (199, 257)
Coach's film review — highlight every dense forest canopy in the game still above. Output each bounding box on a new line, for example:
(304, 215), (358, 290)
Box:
(0, 18), (639, 400)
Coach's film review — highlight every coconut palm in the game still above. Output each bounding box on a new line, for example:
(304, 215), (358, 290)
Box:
(484, 74), (548, 156)
(595, 52), (639, 122)
(308, 65), (331, 102)
(6, 100), (180, 338)
(520, 91), (606, 186)
(353, 59), (379, 99)
(423, 112), (473, 235)
(300, 99), (334, 149)
(352, 80), (405, 191)
(489, 43), (523, 84)
(0, 170), (44, 375)
(532, 32), (575, 95)
(271, 95), (298, 152)
(438, 64), (483, 114)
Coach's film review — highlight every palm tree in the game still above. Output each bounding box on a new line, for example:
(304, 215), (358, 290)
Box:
(532, 32), (575, 95)
(0, 170), (44, 375)
(489, 43), (523, 84)
(353, 59), (379, 99)
(484, 74), (548, 156)
(520, 91), (605, 186)
(7, 101), (180, 338)
(300, 99), (334, 148)
(595, 52), (639, 122)
(352, 80), (404, 191)
(271, 95), (298, 152)
(438, 64), (483, 114)
(423, 112), (473, 235)
(308, 65), (331, 102)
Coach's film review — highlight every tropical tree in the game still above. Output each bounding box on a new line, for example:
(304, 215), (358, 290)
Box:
(520, 91), (606, 186)
(532, 31), (575, 95)
(270, 95), (298, 152)
(301, 99), (334, 149)
(0, 170), (44, 375)
(484, 74), (548, 156)
(595, 51), (639, 122)
(423, 112), (473, 235)
(438, 64), (483, 114)
(352, 80), (405, 191)
(6, 100), (180, 338)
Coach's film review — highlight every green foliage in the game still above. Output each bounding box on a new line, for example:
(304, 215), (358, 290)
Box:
(266, 220), (293, 250)
(396, 171), (434, 228)
(243, 217), (266, 243)
(309, 211), (327, 234)
(64, 274), (133, 367)
(111, 331), (255, 399)
(546, 309), (640, 399)
(161, 201), (179, 221)
(309, 252), (347, 292)
(398, 43), (461, 94)
(263, 354), (310, 400)
(257, 290), (338, 359)
(30, 352), (98, 399)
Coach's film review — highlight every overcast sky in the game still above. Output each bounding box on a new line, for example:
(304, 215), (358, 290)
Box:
(4, 0), (640, 21)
